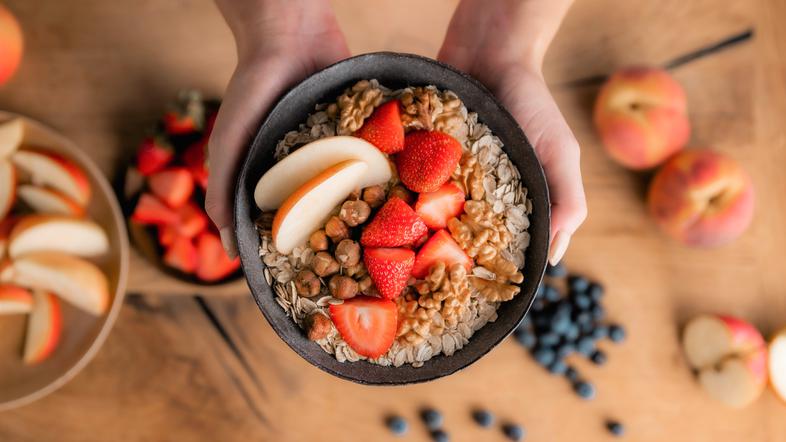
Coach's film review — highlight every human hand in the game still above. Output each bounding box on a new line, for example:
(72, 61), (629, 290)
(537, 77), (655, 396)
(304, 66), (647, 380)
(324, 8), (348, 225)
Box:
(438, 0), (587, 265)
(207, 0), (350, 257)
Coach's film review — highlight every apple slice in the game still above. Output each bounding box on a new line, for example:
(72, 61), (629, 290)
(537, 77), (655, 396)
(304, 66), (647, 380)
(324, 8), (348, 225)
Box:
(254, 136), (392, 210)
(0, 159), (16, 219)
(23, 290), (62, 365)
(8, 215), (109, 258)
(273, 160), (368, 254)
(683, 315), (767, 408)
(11, 149), (91, 206)
(0, 118), (23, 159)
(0, 284), (33, 314)
(768, 328), (786, 403)
(6, 252), (109, 315)
(16, 185), (85, 216)
(0, 216), (16, 258)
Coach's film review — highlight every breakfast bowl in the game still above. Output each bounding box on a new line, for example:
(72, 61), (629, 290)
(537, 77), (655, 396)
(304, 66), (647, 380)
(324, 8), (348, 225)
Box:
(235, 52), (550, 384)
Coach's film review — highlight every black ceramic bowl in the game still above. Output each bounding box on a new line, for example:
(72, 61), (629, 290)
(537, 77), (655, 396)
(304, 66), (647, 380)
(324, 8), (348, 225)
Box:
(235, 52), (550, 385)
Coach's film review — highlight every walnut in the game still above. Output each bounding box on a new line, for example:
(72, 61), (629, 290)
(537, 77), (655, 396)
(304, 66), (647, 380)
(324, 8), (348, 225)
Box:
(400, 87), (441, 131)
(304, 312), (332, 341)
(470, 277), (520, 302)
(312, 251), (340, 277)
(339, 200), (371, 227)
(361, 185), (386, 208)
(294, 270), (321, 297)
(329, 275), (358, 299)
(309, 230), (329, 251)
(452, 152), (485, 201)
(395, 292), (442, 345)
(336, 80), (384, 134)
(324, 216), (350, 241)
(335, 239), (361, 267)
(433, 91), (468, 141)
(388, 184), (413, 205)
(419, 262), (472, 328)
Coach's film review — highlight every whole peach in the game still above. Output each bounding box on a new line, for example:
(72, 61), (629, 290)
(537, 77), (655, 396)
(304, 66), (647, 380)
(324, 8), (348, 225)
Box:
(594, 67), (690, 169)
(647, 149), (754, 247)
(0, 4), (22, 86)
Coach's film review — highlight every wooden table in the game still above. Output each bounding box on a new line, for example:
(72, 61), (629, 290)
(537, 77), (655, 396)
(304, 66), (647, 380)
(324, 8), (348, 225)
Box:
(1, 0), (785, 440)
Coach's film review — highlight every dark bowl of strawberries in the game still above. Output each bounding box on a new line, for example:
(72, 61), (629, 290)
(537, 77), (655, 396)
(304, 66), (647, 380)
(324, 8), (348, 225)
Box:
(235, 52), (550, 384)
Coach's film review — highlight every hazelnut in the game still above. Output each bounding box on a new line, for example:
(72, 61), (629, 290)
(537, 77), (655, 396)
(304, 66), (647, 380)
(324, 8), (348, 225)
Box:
(358, 275), (373, 293)
(305, 312), (332, 341)
(335, 239), (361, 267)
(362, 185), (386, 208)
(339, 200), (371, 227)
(294, 270), (321, 297)
(309, 229), (329, 251)
(347, 188), (361, 200)
(389, 184), (413, 204)
(312, 252), (340, 277)
(324, 216), (350, 241)
(344, 262), (367, 278)
(329, 275), (359, 300)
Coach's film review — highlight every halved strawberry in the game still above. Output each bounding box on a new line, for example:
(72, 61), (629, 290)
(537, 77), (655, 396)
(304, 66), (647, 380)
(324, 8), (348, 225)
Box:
(329, 296), (397, 358)
(163, 90), (205, 135)
(354, 100), (405, 153)
(137, 136), (174, 176)
(176, 202), (208, 238)
(164, 236), (198, 274)
(182, 140), (208, 190)
(195, 231), (240, 282)
(411, 229), (473, 279)
(396, 130), (463, 193)
(148, 167), (194, 209)
(131, 193), (178, 225)
(415, 182), (466, 229)
(363, 247), (414, 300)
(360, 197), (428, 248)
(157, 224), (178, 247)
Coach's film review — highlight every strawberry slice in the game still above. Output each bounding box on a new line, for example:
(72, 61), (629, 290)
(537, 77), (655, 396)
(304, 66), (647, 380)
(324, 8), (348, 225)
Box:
(329, 296), (397, 358)
(361, 197), (428, 248)
(158, 224), (178, 247)
(137, 136), (174, 176)
(411, 229), (473, 279)
(363, 247), (414, 300)
(163, 236), (198, 274)
(131, 193), (178, 225)
(148, 167), (194, 209)
(182, 140), (209, 190)
(415, 182), (466, 229)
(176, 202), (209, 238)
(354, 100), (405, 153)
(195, 231), (240, 282)
(396, 130), (463, 193)
(163, 90), (205, 135)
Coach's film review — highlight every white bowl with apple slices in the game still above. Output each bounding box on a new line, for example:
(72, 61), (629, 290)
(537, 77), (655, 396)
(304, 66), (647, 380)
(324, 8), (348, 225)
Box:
(0, 112), (129, 411)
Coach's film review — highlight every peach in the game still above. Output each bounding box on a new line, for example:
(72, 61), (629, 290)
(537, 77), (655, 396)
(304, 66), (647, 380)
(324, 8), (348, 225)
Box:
(594, 67), (690, 169)
(0, 5), (22, 86)
(648, 149), (754, 247)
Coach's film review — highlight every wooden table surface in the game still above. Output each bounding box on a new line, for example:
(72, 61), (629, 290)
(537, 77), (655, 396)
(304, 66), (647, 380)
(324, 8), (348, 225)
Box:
(1, 0), (785, 441)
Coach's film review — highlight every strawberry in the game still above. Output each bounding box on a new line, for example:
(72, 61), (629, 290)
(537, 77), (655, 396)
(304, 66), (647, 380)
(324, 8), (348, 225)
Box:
(354, 100), (405, 153)
(176, 202), (208, 238)
(415, 182), (466, 229)
(411, 229), (472, 279)
(363, 247), (414, 300)
(360, 197), (428, 248)
(182, 140), (209, 190)
(163, 236), (198, 274)
(137, 136), (174, 176)
(148, 167), (194, 209)
(195, 231), (240, 282)
(329, 296), (397, 358)
(158, 224), (178, 247)
(163, 90), (205, 135)
(131, 193), (178, 225)
(396, 130), (463, 193)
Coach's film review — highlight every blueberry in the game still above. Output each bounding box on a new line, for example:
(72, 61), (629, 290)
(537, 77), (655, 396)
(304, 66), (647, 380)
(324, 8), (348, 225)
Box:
(606, 420), (624, 436)
(532, 346), (556, 367)
(386, 415), (408, 435)
(551, 315), (572, 335)
(569, 275), (590, 293)
(533, 315), (550, 330)
(591, 325), (609, 340)
(502, 423), (526, 441)
(590, 349), (607, 365)
(514, 329), (537, 349)
(574, 381), (596, 400)
(421, 408), (443, 431)
(546, 262), (567, 277)
(576, 337), (595, 356)
(431, 429), (449, 442)
(579, 321), (595, 334)
(556, 342), (575, 358)
(565, 366), (580, 382)
(609, 324), (626, 343)
(573, 294), (592, 310)
(548, 359), (568, 375)
(472, 409), (494, 428)
(591, 304), (605, 320)
(588, 283), (604, 301)
(543, 285), (561, 302)
(519, 315), (532, 328)
(564, 324), (580, 341)
(575, 311), (593, 326)
(531, 298), (545, 312)
(539, 332), (560, 347)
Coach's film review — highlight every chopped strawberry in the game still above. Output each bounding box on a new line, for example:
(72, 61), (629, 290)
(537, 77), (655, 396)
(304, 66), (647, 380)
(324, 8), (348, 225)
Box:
(415, 182), (466, 229)
(329, 296), (397, 358)
(148, 167), (194, 209)
(176, 202), (208, 238)
(354, 100), (405, 153)
(137, 136), (174, 176)
(363, 247), (415, 300)
(131, 193), (178, 225)
(195, 231), (240, 282)
(163, 90), (205, 135)
(158, 224), (178, 247)
(163, 236), (198, 274)
(396, 130), (463, 193)
(182, 140), (209, 190)
(411, 229), (473, 279)
(360, 197), (428, 248)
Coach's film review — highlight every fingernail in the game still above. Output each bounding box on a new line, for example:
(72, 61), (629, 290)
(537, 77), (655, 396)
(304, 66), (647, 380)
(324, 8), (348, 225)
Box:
(548, 230), (570, 266)
(219, 227), (238, 259)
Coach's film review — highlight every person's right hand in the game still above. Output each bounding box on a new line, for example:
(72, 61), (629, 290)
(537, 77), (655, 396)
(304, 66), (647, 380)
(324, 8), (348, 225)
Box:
(207, 0), (350, 257)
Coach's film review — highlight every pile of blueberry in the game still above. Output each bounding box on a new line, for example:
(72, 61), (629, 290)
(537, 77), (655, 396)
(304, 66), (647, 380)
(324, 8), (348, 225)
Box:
(386, 407), (527, 441)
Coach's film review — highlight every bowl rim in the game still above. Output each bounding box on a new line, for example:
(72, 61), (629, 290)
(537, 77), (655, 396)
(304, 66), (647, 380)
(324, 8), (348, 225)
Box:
(235, 51), (550, 385)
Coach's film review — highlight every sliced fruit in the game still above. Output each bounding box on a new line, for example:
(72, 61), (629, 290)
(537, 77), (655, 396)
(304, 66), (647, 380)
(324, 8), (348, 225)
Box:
(0, 284), (33, 314)
(182, 140), (208, 190)
(396, 130), (463, 193)
(411, 229), (473, 279)
(137, 136), (174, 176)
(176, 202), (208, 238)
(0, 118), (23, 159)
(23, 290), (62, 365)
(148, 167), (194, 209)
(0, 159), (15, 219)
(131, 193), (178, 225)
(354, 100), (405, 153)
(7, 252), (109, 315)
(11, 149), (91, 206)
(158, 224), (178, 247)
(363, 247), (415, 300)
(254, 136), (392, 211)
(415, 182), (466, 229)
(0, 216), (16, 257)
(8, 215), (109, 258)
(361, 197), (428, 248)
(164, 236), (198, 274)
(16, 185), (85, 216)
(195, 231), (240, 282)
(272, 160), (368, 254)
(163, 90), (205, 135)
(329, 296), (397, 358)
(768, 328), (786, 403)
